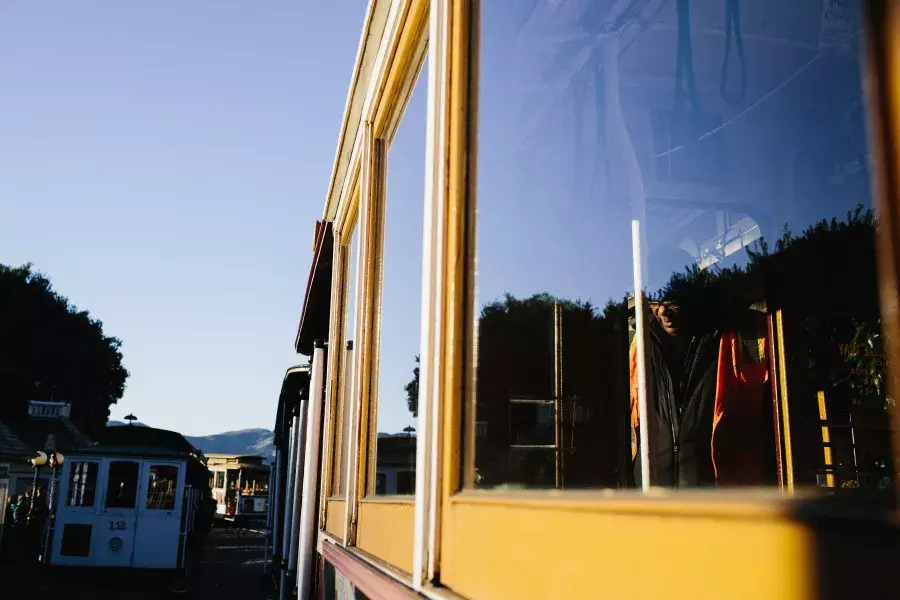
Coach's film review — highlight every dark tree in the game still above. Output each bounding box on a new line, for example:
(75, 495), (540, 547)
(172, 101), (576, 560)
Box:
(405, 355), (420, 417)
(0, 263), (129, 437)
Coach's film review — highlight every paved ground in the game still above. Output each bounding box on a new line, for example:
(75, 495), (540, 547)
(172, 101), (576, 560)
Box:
(3, 525), (276, 599)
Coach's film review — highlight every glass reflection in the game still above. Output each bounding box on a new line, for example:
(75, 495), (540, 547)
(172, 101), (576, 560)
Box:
(371, 61), (428, 496)
(470, 0), (894, 495)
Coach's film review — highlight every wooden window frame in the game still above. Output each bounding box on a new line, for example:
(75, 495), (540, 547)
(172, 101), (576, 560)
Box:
(420, 1), (900, 599)
(354, 0), (429, 574)
(316, 0), (431, 579)
(320, 166), (361, 543)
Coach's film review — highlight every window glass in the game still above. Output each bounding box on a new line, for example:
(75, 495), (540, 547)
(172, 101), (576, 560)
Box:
(470, 0), (894, 495)
(147, 465), (179, 510)
(370, 60), (427, 495)
(67, 461), (99, 507)
(239, 468), (266, 493)
(215, 471), (225, 489)
(333, 224), (360, 496)
(105, 461), (139, 509)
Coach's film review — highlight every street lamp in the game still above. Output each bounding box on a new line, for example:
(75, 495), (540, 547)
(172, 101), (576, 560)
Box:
(31, 445), (64, 564)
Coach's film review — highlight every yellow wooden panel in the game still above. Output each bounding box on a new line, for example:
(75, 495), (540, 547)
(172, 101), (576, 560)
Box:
(325, 498), (347, 542)
(356, 499), (415, 574)
(441, 496), (814, 600)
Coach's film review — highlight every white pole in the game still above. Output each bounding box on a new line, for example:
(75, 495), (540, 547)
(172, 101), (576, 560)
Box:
(297, 342), (326, 600)
(287, 396), (309, 574)
(600, 34), (650, 491)
(632, 220), (651, 492)
(280, 412), (300, 573)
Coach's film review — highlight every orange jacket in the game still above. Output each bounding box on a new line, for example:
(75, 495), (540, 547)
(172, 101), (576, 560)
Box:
(630, 328), (769, 486)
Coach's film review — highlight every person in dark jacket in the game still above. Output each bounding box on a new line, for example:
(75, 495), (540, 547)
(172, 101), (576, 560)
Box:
(630, 296), (772, 488)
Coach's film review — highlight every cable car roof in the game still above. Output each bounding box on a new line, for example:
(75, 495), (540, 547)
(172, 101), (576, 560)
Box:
(71, 425), (204, 462)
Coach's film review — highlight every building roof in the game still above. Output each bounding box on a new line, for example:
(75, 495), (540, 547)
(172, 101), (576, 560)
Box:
(0, 417), (93, 461)
(0, 422), (32, 459)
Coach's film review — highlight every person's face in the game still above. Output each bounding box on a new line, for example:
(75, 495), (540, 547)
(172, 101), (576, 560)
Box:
(651, 301), (681, 335)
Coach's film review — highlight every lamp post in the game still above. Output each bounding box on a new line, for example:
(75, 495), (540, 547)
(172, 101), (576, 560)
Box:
(28, 448), (65, 560)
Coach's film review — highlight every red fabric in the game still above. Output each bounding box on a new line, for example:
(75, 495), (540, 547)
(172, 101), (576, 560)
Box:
(630, 330), (769, 486)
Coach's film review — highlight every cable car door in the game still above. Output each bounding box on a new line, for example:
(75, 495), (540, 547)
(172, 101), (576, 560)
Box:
(99, 459), (141, 566)
(132, 460), (184, 568)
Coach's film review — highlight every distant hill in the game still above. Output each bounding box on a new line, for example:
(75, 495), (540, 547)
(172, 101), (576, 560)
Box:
(109, 421), (274, 459)
(185, 429), (274, 459)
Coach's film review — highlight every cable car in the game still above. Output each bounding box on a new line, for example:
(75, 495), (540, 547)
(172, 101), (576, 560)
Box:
(48, 426), (212, 576)
(206, 454), (270, 524)
(266, 1), (900, 599)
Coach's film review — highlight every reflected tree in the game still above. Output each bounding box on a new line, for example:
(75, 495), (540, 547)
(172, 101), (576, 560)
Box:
(405, 355), (420, 418)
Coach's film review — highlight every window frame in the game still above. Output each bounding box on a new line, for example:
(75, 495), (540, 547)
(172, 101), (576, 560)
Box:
(425, 0), (900, 598)
(321, 172), (361, 544)
(65, 459), (101, 511)
(353, 4), (429, 573)
(315, 0), (431, 578)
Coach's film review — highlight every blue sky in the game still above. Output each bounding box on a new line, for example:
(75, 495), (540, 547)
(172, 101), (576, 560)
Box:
(0, 0), (873, 442)
(0, 1), (367, 436)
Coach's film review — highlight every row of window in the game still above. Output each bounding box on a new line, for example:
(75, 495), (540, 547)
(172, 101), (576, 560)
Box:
(309, 0), (900, 590)
(67, 461), (178, 511)
(323, 0), (895, 505)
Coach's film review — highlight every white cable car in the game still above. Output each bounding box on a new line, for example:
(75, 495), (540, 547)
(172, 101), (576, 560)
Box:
(47, 426), (212, 575)
(206, 454), (270, 524)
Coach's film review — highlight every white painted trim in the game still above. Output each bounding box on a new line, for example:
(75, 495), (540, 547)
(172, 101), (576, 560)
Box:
(288, 397), (309, 571)
(361, 0), (411, 126)
(298, 345), (327, 600)
(413, 0), (450, 589)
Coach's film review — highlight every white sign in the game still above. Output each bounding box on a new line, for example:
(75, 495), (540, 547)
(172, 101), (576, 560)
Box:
(819, 0), (854, 50)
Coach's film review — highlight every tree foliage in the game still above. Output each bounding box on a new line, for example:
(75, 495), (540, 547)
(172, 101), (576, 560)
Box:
(405, 355), (420, 418)
(0, 263), (129, 437)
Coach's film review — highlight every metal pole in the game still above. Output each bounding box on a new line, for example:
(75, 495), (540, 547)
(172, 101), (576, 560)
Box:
(297, 341), (326, 600)
(279, 413), (299, 582)
(42, 464), (59, 564)
(599, 32), (650, 492)
(632, 220), (651, 492)
(279, 406), (303, 597)
(263, 458), (275, 574)
(271, 448), (282, 570)
(285, 393), (310, 594)
(29, 466), (39, 521)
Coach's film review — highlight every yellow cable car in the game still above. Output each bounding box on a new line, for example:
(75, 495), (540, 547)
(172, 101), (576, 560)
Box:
(267, 1), (900, 598)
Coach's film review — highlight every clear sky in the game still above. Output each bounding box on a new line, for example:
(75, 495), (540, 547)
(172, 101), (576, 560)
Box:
(0, 1), (368, 436)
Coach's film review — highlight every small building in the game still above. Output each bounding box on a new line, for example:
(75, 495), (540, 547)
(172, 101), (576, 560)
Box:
(0, 401), (92, 528)
(206, 453), (270, 522)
